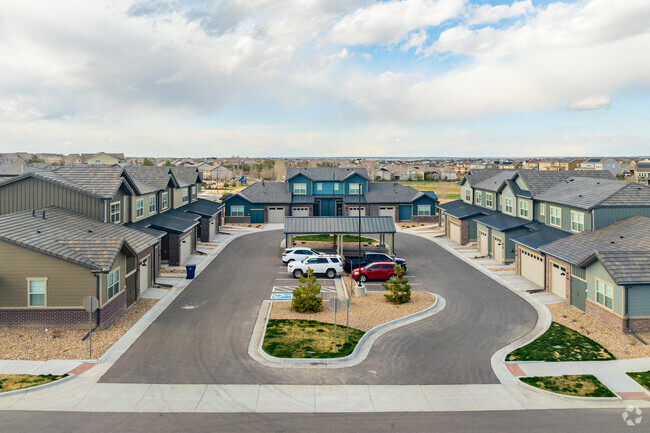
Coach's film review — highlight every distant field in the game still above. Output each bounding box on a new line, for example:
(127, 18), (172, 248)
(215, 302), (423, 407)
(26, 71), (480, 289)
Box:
(397, 181), (460, 202)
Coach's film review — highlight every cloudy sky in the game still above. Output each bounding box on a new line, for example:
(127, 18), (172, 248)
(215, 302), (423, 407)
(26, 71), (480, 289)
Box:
(1, 0), (649, 157)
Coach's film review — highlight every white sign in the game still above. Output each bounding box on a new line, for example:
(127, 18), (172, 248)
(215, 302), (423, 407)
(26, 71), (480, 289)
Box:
(83, 296), (99, 312)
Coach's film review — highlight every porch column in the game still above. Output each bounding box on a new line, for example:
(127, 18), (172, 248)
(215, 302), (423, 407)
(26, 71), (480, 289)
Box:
(388, 233), (395, 256)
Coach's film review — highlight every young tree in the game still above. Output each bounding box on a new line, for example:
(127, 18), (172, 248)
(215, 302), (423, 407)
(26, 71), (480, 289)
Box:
(27, 156), (45, 164)
(382, 265), (411, 304)
(223, 182), (229, 188)
(164, 160), (173, 166)
(291, 269), (323, 313)
(142, 158), (154, 166)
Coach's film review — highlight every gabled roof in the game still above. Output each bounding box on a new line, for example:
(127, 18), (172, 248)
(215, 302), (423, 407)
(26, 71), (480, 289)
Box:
(511, 223), (571, 250)
(535, 178), (650, 209)
(181, 198), (223, 218)
(0, 162), (26, 176)
(460, 169), (503, 186)
(286, 167), (370, 181)
(123, 166), (174, 193)
(539, 216), (650, 265)
(228, 181), (291, 204)
(170, 166), (202, 187)
(128, 208), (200, 234)
(577, 251), (650, 285)
(437, 199), (494, 220)
(474, 213), (529, 232)
(364, 182), (429, 204)
(473, 170), (516, 192)
(0, 207), (159, 269)
(514, 169), (614, 197)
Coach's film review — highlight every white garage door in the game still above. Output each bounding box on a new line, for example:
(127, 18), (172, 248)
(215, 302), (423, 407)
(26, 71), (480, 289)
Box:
(348, 207), (366, 217)
(180, 233), (192, 264)
(550, 262), (567, 298)
(520, 249), (544, 287)
(292, 207), (309, 217)
(268, 207), (286, 223)
(449, 221), (461, 244)
(479, 230), (489, 255)
(379, 206), (395, 221)
(139, 255), (150, 292)
(493, 236), (504, 263)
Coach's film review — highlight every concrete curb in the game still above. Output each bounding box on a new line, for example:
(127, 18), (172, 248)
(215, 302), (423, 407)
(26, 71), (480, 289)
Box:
(0, 374), (76, 399)
(248, 293), (445, 369)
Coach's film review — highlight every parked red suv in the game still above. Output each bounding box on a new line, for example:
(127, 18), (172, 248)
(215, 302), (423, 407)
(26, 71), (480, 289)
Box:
(351, 261), (397, 283)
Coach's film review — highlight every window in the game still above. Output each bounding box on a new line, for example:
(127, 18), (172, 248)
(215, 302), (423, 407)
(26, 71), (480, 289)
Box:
(316, 183), (323, 191)
(161, 192), (169, 210)
(110, 202), (121, 223)
(540, 203), (546, 216)
(28, 279), (46, 307)
(316, 258), (328, 264)
(136, 199), (144, 217)
(550, 206), (562, 227)
(182, 189), (189, 203)
(108, 269), (120, 299)
(486, 193), (493, 208)
(349, 183), (361, 195)
(475, 191), (482, 205)
(95, 159), (101, 163)
(417, 205), (431, 216)
(334, 183), (340, 191)
(190, 185), (196, 200)
(149, 196), (156, 213)
(519, 201), (529, 218)
(293, 183), (307, 195)
(231, 205), (244, 217)
(465, 189), (471, 202)
(596, 279), (613, 309)
(571, 211), (584, 232)
(504, 198), (513, 214)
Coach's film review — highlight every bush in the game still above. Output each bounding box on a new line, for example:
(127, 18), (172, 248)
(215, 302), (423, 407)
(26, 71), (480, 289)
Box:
(291, 269), (323, 313)
(223, 182), (229, 188)
(382, 265), (411, 304)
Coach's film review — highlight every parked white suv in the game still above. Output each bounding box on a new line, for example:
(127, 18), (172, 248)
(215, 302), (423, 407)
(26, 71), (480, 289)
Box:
(288, 256), (343, 279)
(281, 247), (324, 264)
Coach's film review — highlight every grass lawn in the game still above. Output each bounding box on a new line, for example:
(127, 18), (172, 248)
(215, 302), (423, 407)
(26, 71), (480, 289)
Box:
(263, 319), (364, 358)
(293, 234), (376, 243)
(520, 375), (615, 397)
(507, 322), (615, 362)
(397, 181), (460, 201)
(627, 371), (650, 391)
(0, 374), (68, 393)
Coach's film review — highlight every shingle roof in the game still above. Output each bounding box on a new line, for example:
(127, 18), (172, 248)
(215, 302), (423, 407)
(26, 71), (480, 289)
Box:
(515, 169), (614, 197)
(0, 162), (25, 176)
(0, 207), (159, 269)
(539, 216), (650, 265)
(129, 209), (200, 234)
(170, 166), (201, 187)
(437, 199), (494, 219)
(364, 182), (422, 204)
(600, 183), (650, 206)
(473, 170), (516, 192)
(512, 223), (571, 250)
(577, 251), (650, 285)
(52, 165), (130, 198)
(181, 198), (223, 218)
(124, 166), (173, 193)
(534, 178), (626, 209)
(284, 216), (396, 234)
(286, 167), (370, 181)
(463, 169), (503, 186)
(234, 182), (291, 204)
(474, 213), (529, 232)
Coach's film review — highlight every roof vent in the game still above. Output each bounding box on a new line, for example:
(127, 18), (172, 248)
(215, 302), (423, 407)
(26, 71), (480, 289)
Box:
(578, 194), (582, 197)
(88, 230), (93, 233)
(610, 241), (615, 244)
(36, 230), (41, 234)
(620, 236), (624, 239)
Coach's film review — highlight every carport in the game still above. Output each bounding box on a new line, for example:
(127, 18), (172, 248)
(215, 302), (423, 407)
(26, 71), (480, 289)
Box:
(284, 216), (397, 256)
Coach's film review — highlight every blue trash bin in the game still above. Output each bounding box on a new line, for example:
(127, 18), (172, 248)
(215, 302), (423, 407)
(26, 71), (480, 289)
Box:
(185, 264), (196, 279)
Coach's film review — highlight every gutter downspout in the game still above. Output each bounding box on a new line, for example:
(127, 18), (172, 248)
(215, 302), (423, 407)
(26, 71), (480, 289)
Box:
(625, 285), (647, 345)
(91, 268), (109, 327)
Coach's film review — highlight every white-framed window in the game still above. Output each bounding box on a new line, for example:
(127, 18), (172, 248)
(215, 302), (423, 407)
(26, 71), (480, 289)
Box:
(465, 189), (471, 202)
(293, 183), (307, 195)
(475, 191), (482, 205)
(519, 201), (529, 218)
(486, 193), (493, 208)
(182, 188), (189, 203)
(95, 159), (101, 163)
(550, 206), (562, 227)
(190, 185), (196, 199)
(571, 211), (584, 232)
(149, 196), (156, 213)
(504, 198), (513, 214)
(596, 278), (613, 309)
(231, 205), (244, 217)
(349, 183), (361, 195)
(110, 201), (121, 223)
(136, 199), (144, 217)
(540, 203), (546, 216)
(161, 192), (169, 210)
(316, 183), (323, 191)
(334, 183), (340, 191)
(108, 269), (120, 299)
(417, 205), (431, 216)
(27, 279), (46, 307)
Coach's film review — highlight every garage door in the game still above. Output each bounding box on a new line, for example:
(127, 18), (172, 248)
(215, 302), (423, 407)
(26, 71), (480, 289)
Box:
(520, 249), (544, 287)
(493, 236), (504, 263)
(449, 221), (461, 243)
(292, 207), (309, 217)
(268, 207), (286, 223)
(479, 230), (489, 255)
(139, 255), (150, 292)
(379, 207), (395, 221)
(180, 232), (192, 264)
(348, 207), (366, 217)
(550, 262), (567, 298)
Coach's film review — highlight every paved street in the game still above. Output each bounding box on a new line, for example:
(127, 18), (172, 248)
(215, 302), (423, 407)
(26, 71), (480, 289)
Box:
(100, 229), (537, 385)
(0, 409), (642, 433)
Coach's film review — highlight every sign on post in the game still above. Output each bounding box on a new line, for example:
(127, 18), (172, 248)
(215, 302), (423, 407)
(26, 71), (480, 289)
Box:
(83, 296), (98, 359)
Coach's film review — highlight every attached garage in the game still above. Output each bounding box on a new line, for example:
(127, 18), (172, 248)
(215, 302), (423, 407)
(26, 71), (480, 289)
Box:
(267, 207), (286, 223)
(378, 206), (395, 221)
(478, 230), (489, 255)
(492, 236), (504, 263)
(139, 255), (151, 292)
(449, 221), (461, 244)
(179, 232), (192, 264)
(550, 262), (567, 298)
(348, 207), (366, 217)
(519, 248), (544, 287)
(292, 207), (310, 217)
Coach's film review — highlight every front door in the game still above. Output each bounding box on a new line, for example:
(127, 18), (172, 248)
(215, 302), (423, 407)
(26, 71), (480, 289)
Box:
(314, 200), (321, 217)
(571, 280), (587, 311)
(336, 201), (343, 216)
(139, 256), (150, 292)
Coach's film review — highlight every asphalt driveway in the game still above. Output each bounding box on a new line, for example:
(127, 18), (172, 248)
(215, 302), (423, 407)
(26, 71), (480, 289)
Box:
(100, 230), (537, 385)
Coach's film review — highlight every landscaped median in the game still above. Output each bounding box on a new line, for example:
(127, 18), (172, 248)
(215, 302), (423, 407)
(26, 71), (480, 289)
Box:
(520, 375), (616, 398)
(0, 374), (68, 393)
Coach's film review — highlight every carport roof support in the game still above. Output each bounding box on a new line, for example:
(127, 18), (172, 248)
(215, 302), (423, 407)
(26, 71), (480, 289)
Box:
(284, 216), (396, 235)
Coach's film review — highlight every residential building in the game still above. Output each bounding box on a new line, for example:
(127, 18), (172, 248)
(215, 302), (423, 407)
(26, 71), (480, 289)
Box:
(635, 162), (650, 185)
(200, 165), (233, 182)
(81, 152), (125, 164)
(375, 167), (392, 181)
(577, 158), (622, 176)
(552, 158), (584, 171)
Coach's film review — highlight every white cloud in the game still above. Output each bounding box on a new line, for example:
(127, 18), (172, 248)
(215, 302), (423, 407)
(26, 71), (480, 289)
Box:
(567, 96), (611, 111)
(328, 0), (464, 46)
(466, 0), (535, 26)
(401, 30), (428, 53)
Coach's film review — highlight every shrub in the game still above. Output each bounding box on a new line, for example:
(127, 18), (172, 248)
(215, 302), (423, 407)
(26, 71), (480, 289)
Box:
(382, 265), (411, 304)
(291, 269), (323, 313)
(223, 182), (229, 188)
